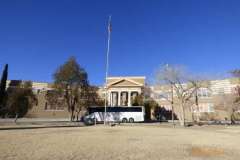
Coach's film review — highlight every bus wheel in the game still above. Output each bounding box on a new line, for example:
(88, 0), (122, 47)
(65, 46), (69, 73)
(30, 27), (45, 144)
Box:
(122, 118), (128, 123)
(129, 118), (134, 123)
(85, 118), (94, 125)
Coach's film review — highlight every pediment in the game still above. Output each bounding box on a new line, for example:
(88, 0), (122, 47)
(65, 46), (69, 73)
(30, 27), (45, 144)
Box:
(108, 79), (143, 87)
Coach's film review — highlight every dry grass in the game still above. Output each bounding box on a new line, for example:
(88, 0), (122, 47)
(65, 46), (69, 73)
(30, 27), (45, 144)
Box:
(0, 125), (240, 160)
(190, 146), (224, 157)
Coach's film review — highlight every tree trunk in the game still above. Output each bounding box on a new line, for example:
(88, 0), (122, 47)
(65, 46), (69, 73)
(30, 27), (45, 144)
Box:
(71, 109), (74, 122)
(182, 106), (185, 127)
(230, 111), (236, 125)
(231, 114), (235, 125)
(191, 106), (195, 123)
(196, 104), (200, 123)
(179, 102), (185, 126)
(14, 113), (18, 123)
(171, 104), (175, 127)
(171, 85), (175, 127)
(76, 110), (81, 122)
(76, 113), (79, 122)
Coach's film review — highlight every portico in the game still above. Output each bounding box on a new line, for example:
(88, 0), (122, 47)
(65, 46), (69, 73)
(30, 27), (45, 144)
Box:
(106, 76), (145, 107)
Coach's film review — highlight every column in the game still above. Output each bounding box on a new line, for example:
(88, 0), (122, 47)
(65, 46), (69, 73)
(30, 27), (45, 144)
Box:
(128, 91), (131, 106)
(108, 91), (111, 106)
(118, 91), (121, 106)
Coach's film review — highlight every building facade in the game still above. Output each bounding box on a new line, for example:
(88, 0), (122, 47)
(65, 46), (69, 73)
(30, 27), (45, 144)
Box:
(6, 80), (69, 118)
(151, 78), (239, 120)
(5, 77), (239, 120)
(105, 77), (145, 107)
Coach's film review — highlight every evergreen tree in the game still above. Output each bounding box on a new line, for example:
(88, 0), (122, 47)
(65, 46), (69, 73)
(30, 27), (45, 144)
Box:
(0, 64), (8, 108)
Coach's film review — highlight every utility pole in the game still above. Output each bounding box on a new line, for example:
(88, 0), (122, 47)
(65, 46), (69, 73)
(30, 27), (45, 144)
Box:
(171, 84), (175, 127)
(104, 15), (112, 125)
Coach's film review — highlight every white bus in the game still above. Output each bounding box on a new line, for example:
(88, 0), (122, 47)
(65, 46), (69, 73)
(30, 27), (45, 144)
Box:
(83, 106), (145, 125)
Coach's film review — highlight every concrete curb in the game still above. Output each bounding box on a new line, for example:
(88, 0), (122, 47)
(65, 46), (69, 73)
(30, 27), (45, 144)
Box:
(0, 124), (85, 130)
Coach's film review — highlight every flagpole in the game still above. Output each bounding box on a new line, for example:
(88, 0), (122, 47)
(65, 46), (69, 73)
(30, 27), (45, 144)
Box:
(104, 15), (111, 125)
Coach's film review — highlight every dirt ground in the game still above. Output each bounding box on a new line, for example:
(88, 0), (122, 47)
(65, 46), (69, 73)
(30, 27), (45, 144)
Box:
(0, 124), (240, 160)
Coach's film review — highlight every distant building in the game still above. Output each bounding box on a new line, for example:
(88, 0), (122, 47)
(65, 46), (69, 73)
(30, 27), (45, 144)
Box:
(5, 77), (239, 120)
(151, 78), (239, 120)
(6, 80), (69, 118)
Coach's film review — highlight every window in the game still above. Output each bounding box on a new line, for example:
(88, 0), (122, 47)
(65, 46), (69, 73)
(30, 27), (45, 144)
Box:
(197, 103), (214, 113)
(131, 92), (139, 105)
(218, 88), (225, 95)
(111, 92), (118, 106)
(131, 92), (138, 99)
(88, 107), (142, 113)
(121, 92), (128, 106)
(208, 104), (214, 112)
(154, 92), (170, 100)
(45, 101), (64, 111)
(45, 90), (65, 111)
(197, 88), (211, 97)
(101, 93), (106, 98)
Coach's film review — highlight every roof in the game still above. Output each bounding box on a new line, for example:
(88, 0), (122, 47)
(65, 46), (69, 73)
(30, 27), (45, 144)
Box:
(106, 76), (145, 88)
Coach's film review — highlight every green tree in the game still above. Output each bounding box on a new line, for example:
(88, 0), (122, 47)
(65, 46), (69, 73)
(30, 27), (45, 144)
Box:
(7, 81), (37, 122)
(132, 93), (159, 121)
(144, 98), (159, 121)
(0, 64), (8, 115)
(52, 57), (89, 121)
(132, 94), (144, 106)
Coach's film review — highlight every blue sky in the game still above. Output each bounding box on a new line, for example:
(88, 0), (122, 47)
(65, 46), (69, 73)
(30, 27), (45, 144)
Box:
(0, 0), (239, 85)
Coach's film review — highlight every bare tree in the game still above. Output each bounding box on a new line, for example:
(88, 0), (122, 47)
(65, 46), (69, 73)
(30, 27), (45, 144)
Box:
(188, 78), (210, 123)
(221, 69), (240, 124)
(152, 84), (175, 125)
(213, 93), (239, 124)
(155, 64), (207, 126)
(232, 69), (240, 103)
